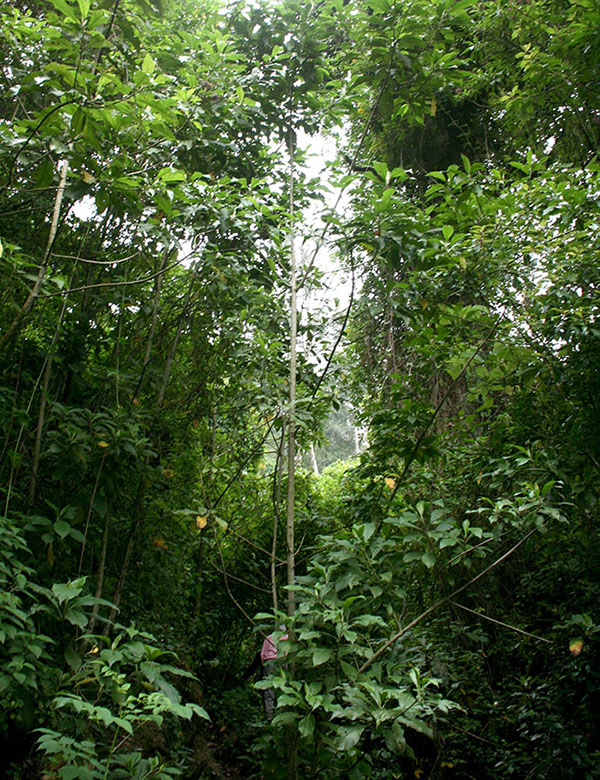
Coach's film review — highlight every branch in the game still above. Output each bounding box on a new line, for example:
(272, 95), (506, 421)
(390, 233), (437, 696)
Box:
(449, 600), (551, 644)
(358, 527), (536, 673)
(310, 257), (355, 402)
(222, 525), (285, 565)
(51, 250), (142, 265)
(214, 527), (257, 628)
(36, 256), (188, 298)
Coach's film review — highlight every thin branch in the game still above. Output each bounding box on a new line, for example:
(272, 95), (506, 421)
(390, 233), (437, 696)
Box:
(358, 527), (536, 673)
(36, 256), (188, 298)
(441, 535), (497, 570)
(213, 527), (257, 628)
(449, 724), (494, 745)
(2, 100), (78, 188)
(208, 559), (272, 594)
(222, 525), (285, 565)
(310, 257), (355, 402)
(449, 600), (551, 644)
(51, 251), (142, 265)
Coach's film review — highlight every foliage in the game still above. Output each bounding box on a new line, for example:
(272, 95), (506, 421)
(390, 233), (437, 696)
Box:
(0, 0), (599, 777)
(37, 626), (208, 780)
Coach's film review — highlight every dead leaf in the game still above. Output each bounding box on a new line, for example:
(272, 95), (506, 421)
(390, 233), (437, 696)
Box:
(196, 515), (208, 529)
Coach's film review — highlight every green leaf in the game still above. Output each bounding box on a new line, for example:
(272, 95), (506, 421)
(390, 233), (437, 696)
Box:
(298, 713), (315, 739)
(93, 493), (107, 517)
(312, 648), (331, 666)
(64, 608), (88, 628)
(372, 161), (388, 181)
(53, 519), (71, 539)
(71, 107), (86, 135)
(362, 522), (375, 542)
(52, 578), (86, 603)
(156, 167), (186, 184)
(64, 645), (82, 672)
(76, 0), (90, 21)
(62, 768), (95, 780)
(47, 0), (79, 23)
(142, 53), (156, 74)
(337, 725), (364, 751)
(422, 551), (436, 568)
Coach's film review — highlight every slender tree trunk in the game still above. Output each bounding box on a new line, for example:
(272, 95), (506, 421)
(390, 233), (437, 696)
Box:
(88, 500), (111, 635)
(354, 426), (361, 456)
(285, 127), (298, 780)
(28, 286), (72, 504)
(156, 271), (195, 409)
(78, 453), (106, 575)
(309, 443), (319, 476)
(104, 511), (142, 629)
(271, 422), (286, 614)
(132, 246), (168, 403)
(0, 157), (70, 351)
(286, 129), (297, 623)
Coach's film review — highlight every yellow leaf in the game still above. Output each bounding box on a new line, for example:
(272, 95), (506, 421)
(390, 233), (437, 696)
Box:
(384, 477), (396, 491)
(196, 515), (208, 529)
(98, 440), (109, 448)
(569, 638), (584, 657)
(431, 95), (437, 116)
(81, 170), (96, 184)
(161, 468), (175, 479)
(153, 536), (169, 550)
(75, 676), (96, 686)
(86, 646), (99, 655)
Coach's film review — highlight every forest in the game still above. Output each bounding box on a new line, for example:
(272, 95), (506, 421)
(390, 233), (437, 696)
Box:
(0, 0), (599, 777)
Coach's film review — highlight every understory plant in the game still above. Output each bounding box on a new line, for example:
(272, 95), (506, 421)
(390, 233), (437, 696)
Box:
(0, 517), (208, 779)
